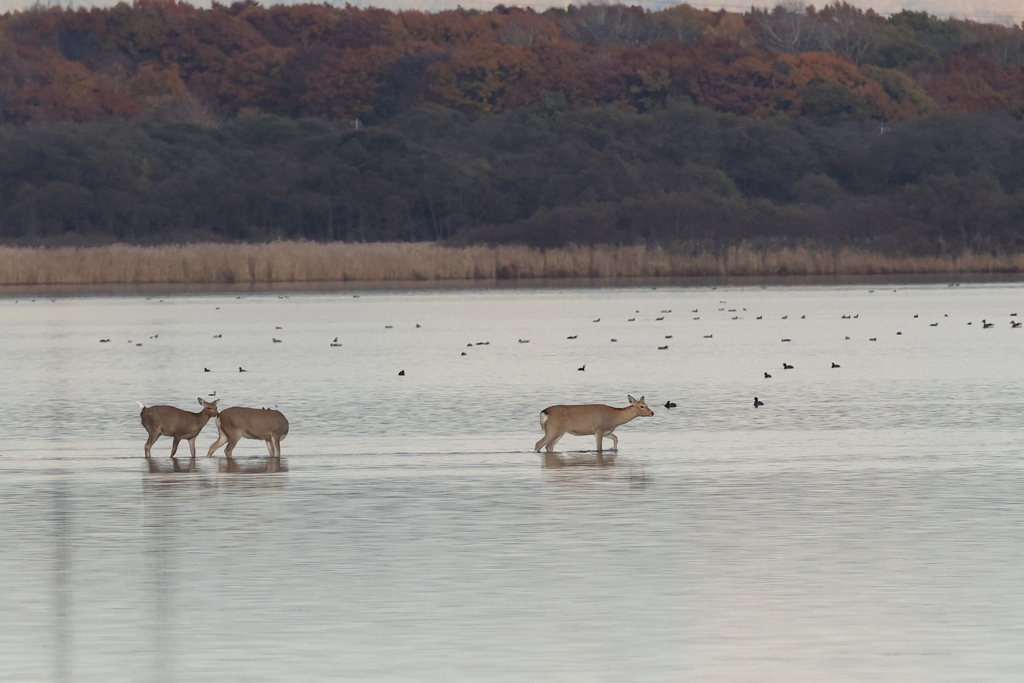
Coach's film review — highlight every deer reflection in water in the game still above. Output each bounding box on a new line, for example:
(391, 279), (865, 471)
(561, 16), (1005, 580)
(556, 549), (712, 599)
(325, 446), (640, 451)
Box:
(217, 456), (288, 474)
(542, 452), (617, 469)
(145, 455), (198, 474)
(542, 452), (649, 489)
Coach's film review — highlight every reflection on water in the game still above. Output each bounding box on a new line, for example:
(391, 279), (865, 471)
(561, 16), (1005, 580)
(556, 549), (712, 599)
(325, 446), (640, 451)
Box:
(542, 451), (617, 468)
(4, 283), (1024, 681)
(216, 456), (288, 474)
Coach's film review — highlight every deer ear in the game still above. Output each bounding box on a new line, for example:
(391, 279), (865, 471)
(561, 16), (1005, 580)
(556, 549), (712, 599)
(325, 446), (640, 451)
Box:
(198, 397), (204, 405)
(628, 395), (636, 403)
(639, 396), (645, 402)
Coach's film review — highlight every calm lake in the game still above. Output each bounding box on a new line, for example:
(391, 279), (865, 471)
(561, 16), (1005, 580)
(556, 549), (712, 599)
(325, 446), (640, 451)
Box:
(2, 281), (1023, 682)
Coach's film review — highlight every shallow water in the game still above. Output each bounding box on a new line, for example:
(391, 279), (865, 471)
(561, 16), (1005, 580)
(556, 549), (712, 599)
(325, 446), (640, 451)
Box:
(2, 283), (1024, 682)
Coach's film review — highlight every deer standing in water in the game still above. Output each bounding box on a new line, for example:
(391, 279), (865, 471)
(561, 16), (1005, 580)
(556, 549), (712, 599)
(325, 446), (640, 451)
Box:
(534, 395), (653, 453)
(139, 398), (220, 458)
(207, 407), (289, 458)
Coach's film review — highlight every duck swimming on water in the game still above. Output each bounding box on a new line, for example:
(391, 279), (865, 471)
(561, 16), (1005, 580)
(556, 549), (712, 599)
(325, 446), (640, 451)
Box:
(754, 397), (764, 407)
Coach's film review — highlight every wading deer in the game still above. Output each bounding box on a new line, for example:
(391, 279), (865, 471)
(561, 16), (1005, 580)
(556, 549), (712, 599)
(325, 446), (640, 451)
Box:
(206, 407), (289, 458)
(534, 395), (653, 453)
(139, 398), (220, 458)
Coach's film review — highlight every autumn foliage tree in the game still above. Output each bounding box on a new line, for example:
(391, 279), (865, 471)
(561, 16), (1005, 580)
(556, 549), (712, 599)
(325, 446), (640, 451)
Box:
(0, 1), (1019, 126)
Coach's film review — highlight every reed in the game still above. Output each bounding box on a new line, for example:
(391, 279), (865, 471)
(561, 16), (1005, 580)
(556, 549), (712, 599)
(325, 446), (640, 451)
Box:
(2, 242), (1023, 287)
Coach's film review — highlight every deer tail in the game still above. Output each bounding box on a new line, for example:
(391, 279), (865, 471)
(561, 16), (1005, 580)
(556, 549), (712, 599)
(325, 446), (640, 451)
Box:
(136, 401), (146, 410)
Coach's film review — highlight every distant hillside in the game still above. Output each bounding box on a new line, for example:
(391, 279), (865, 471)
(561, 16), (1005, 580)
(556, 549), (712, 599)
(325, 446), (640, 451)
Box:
(0, 2), (1022, 126)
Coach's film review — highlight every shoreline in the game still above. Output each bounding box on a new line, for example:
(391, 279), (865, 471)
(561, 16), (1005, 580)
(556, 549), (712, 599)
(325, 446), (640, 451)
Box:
(2, 242), (1024, 297)
(2, 271), (1023, 298)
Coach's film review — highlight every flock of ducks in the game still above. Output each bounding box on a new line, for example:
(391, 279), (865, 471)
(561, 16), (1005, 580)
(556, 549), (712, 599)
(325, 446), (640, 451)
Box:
(71, 288), (1023, 412)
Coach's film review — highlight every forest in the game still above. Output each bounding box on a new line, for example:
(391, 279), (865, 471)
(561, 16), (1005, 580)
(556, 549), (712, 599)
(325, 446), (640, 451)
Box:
(1, 1), (1023, 254)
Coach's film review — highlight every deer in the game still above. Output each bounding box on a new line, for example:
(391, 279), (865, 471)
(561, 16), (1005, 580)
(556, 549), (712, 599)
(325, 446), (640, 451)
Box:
(534, 395), (653, 454)
(206, 406), (289, 458)
(138, 398), (220, 458)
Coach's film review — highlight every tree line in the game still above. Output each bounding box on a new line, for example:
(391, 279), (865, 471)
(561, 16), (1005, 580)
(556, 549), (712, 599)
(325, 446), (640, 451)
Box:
(0, 1), (1022, 126)
(2, 103), (1023, 255)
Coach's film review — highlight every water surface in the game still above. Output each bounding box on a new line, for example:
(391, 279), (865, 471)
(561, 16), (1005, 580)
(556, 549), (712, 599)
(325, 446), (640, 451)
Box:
(2, 283), (1023, 682)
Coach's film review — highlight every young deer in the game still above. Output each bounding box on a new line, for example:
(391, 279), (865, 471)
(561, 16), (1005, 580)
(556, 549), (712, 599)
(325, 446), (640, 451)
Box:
(534, 395), (653, 453)
(206, 407), (289, 458)
(139, 398), (220, 458)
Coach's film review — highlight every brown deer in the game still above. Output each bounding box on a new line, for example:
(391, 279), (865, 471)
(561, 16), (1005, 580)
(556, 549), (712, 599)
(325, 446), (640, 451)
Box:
(206, 407), (289, 458)
(534, 395), (653, 453)
(139, 398), (220, 458)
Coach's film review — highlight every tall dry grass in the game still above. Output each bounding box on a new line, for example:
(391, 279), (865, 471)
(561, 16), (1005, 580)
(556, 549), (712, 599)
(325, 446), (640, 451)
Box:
(1, 242), (1023, 287)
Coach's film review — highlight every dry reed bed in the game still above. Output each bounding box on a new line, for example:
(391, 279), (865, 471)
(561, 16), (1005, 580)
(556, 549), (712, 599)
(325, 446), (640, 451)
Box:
(1, 243), (1024, 286)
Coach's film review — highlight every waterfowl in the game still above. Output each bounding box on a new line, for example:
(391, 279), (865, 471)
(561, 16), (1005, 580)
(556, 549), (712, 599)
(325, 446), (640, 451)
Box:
(100, 339), (110, 343)
(781, 338), (791, 342)
(869, 338), (877, 341)
(239, 367), (246, 372)
(754, 397), (764, 407)
(781, 315), (788, 320)
(658, 346), (668, 350)
(756, 316), (762, 320)
(831, 362), (840, 368)
(703, 334), (713, 338)
(656, 317), (664, 321)
(518, 339), (530, 343)
(983, 320), (994, 328)
(330, 343), (343, 347)
(764, 372), (772, 378)
(567, 335), (577, 339)
(578, 365), (585, 371)
(1013, 321), (1022, 328)
(628, 318), (635, 322)
(593, 318), (601, 323)
(204, 367), (211, 372)
(398, 370), (405, 376)
(930, 323), (938, 327)
(416, 324), (421, 328)
(461, 351), (467, 355)
(783, 363), (793, 369)
(213, 334), (222, 338)
(664, 401), (677, 409)
(272, 338), (282, 343)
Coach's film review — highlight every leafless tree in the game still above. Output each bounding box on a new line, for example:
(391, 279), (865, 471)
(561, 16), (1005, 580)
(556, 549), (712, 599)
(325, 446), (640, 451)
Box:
(561, 4), (662, 47)
(815, 2), (883, 63)
(748, 3), (823, 55)
(498, 11), (552, 48)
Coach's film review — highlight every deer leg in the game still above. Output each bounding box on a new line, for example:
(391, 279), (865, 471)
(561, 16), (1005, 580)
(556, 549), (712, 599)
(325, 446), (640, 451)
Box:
(272, 435), (282, 458)
(224, 437), (241, 458)
(144, 432), (159, 458)
(170, 436), (181, 457)
(595, 430), (605, 453)
(265, 439), (275, 457)
(545, 433), (563, 453)
(187, 438), (197, 458)
(206, 430), (228, 458)
(608, 432), (618, 452)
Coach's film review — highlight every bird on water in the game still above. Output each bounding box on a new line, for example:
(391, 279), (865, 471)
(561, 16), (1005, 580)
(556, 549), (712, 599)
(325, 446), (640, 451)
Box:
(754, 397), (764, 407)
(664, 401), (677, 409)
